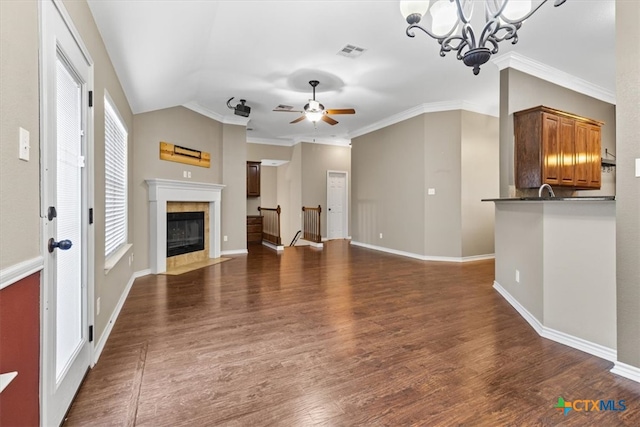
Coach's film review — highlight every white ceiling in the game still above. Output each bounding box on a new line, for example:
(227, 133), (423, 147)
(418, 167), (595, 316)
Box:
(87, 0), (615, 146)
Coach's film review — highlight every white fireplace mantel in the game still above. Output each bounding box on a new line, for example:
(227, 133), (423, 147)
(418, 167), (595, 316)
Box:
(146, 179), (225, 274)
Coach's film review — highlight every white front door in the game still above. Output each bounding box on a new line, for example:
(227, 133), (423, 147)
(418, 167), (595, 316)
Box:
(327, 171), (348, 240)
(41, 1), (93, 425)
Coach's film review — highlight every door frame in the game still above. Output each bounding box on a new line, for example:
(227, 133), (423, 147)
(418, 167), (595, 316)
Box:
(326, 170), (349, 240)
(39, 0), (95, 424)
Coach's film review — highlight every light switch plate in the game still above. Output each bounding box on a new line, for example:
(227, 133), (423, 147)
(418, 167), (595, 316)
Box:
(427, 188), (436, 195)
(19, 127), (30, 161)
(636, 158), (640, 178)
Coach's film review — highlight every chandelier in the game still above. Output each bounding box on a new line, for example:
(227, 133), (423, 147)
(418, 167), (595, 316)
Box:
(400, 0), (566, 75)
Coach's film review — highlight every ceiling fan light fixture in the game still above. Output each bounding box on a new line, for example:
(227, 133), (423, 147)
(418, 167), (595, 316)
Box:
(306, 111), (324, 123)
(308, 99), (321, 111)
(402, 0), (565, 75)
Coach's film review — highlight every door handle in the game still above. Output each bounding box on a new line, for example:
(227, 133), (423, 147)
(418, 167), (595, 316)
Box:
(48, 238), (73, 253)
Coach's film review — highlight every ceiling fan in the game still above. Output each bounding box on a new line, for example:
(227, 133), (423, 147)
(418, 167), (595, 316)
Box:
(273, 80), (355, 125)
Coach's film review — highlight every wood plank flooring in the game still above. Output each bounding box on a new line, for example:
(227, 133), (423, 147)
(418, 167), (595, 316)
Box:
(64, 240), (640, 426)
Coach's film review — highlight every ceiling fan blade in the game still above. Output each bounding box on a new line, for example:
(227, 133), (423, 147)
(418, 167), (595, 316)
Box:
(290, 116), (306, 124)
(321, 115), (338, 125)
(273, 109), (304, 113)
(325, 108), (355, 115)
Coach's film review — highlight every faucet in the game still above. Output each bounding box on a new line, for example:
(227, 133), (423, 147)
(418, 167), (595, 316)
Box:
(538, 183), (555, 198)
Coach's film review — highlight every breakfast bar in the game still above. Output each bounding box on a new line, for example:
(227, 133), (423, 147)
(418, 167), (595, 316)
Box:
(484, 196), (617, 360)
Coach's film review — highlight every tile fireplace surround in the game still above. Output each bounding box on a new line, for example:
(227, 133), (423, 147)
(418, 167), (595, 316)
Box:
(146, 179), (225, 274)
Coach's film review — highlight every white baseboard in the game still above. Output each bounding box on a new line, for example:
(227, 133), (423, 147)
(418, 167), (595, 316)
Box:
(493, 281), (617, 362)
(492, 281), (544, 335)
(261, 241), (284, 252)
(134, 269), (151, 279)
(93, 272), (136, 365)
(221, 249), (248, 256)
(299, 238), (323, 248)
(350, 241), (493, 263)
(0, 256), (44, 290)
(611, 361), (640, 383)
(461, 254), (495, 262)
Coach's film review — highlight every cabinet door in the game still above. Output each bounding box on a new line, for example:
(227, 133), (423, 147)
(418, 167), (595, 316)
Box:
(559, 117), (576, 186)
(574, 122), (590, 187)
(542, 113), (561, 185)
(587, 125), (602, 188)
(247, 161), (261, 196)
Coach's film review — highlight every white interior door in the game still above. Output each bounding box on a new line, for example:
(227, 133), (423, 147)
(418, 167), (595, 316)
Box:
(327, 171), (348, 240)
(41, 1), (93, 425)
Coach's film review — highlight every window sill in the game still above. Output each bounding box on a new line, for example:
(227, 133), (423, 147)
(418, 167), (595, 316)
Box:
(104, 243), (132, 275)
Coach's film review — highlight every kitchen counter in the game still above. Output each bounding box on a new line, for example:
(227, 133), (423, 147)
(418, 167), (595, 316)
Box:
(488, 197), (616, 361)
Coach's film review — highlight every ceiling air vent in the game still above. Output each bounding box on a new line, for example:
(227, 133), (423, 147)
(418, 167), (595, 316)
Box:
(274, 105), (294, 111)
(337, 44), (367, 59)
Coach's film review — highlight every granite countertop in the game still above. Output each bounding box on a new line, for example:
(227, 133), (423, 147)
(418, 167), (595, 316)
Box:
(482, 196), (615, 202)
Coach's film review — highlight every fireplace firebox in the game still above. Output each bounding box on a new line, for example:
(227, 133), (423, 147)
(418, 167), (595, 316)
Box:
(167, 211), (205, 257)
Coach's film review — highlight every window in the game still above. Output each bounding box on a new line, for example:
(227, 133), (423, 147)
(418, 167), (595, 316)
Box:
(104, 95), (127, 258)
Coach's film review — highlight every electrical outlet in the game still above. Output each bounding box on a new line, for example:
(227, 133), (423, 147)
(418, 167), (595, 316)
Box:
(427, 188), (436, 195)
(379, 233), (383, 239)
(97, 297), (101, 315)
(515, 269), (520, 283)
(183, 171), (188, 178)
(128, 254), (132, 266)
(223, 235), (228, 242)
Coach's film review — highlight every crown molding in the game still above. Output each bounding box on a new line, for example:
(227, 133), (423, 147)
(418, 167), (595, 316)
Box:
(182, 101), (250, 126)
(293, 137), (351, 147)
(348, 101), (498, 140)
(247, 136), (351, 147)
(247, 137), (295, 147)
(492, 52), (616, 105)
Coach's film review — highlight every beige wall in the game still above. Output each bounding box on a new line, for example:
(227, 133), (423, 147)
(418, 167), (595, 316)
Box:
(495, 201), (617, 351)
(499, 68), (616, 197)
(301, 143), (351, 238)
(0, 1), (41, 269)
(246, 142), (349, 244)
(461, 111), (500, 257)
(277, 144), (302, 245)
(260, 166), (278, 209)
(495, 203), (544, 320)
(247, 143), (292, 162)
(133, 106), (223, 268)
(246, 143), (292, 217)
(352, 115), (426, 254)
(423, 111), (462, 257)
(615, 0), (640, 369)
(221, 124), (247, 252)
(353, 110), (497, 259)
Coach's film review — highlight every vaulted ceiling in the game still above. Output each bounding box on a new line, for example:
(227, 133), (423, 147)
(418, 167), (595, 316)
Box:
(87, 0), (615, 145)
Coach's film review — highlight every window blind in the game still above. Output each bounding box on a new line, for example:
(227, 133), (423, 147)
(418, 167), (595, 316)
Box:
(104, 98), (127, 258)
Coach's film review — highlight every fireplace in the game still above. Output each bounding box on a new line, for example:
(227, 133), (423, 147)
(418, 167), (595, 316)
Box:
(146, 179), (225, 274)
(167, 211), (205, 257)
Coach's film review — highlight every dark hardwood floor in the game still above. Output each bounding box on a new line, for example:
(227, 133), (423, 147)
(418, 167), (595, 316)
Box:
(64, 240), (640, 426)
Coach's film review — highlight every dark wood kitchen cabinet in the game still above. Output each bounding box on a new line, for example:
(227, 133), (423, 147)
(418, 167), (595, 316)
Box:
(247, 215), (263, 243)
(514, 106), (603, 189)
(246, 161), (261, 197)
